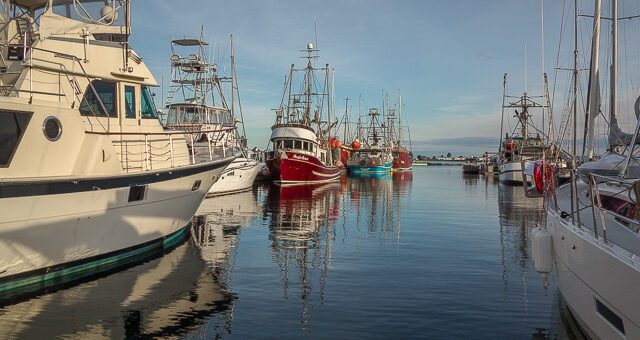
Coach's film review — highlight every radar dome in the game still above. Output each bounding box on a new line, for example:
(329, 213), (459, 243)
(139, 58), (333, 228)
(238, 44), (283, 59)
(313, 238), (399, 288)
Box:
(100, 6), (118, 24)
(307, 43), (313, 50)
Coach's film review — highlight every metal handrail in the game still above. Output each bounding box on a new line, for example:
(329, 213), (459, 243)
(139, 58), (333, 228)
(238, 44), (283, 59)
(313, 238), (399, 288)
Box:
(84, 126), (235, 136)
(86, 126), (236, 171)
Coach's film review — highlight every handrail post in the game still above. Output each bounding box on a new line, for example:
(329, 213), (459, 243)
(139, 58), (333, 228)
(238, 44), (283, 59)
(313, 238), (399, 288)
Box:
(207, 132), (213, 161)
(169, 134), (174, 167)
(591, 176), (608, 243)
(27, 33), (32, 103)
(589, 176), (599, 239)
(144, 134), (150, 171)
(190, 134), (195, 164)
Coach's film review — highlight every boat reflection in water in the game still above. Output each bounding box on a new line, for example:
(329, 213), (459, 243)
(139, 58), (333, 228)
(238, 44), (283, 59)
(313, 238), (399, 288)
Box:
(193, 190), (262, 278)
(497, 184), (570, 339)
(264, 182), (341, 327)
(0, 239), (233, 339)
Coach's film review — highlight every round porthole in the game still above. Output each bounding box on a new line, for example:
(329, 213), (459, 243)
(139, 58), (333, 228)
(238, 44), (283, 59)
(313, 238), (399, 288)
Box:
(43, 116), (62, 141)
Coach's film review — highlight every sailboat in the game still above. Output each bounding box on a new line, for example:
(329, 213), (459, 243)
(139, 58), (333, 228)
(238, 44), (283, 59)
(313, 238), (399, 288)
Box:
(162, 31), (262, 196)
(265, 43), (342, 185)
(532, 1), (640, 338)
(0, 0), (233, 297)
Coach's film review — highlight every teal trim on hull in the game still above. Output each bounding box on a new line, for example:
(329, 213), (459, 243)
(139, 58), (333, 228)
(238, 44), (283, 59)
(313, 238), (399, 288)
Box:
(0, 224), (191, 301)
(348, 162), (392, 174)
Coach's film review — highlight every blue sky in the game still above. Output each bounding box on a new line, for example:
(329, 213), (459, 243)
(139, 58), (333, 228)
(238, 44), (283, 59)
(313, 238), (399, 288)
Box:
(128, 0), (640, 156)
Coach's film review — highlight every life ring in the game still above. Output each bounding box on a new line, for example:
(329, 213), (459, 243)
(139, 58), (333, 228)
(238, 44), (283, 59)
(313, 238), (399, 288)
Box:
(360, 160), (365, 166)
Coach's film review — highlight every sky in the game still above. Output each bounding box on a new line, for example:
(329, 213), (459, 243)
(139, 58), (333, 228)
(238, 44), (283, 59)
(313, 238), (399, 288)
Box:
(126, 0), (640, 157)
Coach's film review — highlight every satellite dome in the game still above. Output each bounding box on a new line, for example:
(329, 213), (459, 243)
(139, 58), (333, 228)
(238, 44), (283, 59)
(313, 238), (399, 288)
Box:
(100, 6), (118, 24)
(307, 43), (313, 50)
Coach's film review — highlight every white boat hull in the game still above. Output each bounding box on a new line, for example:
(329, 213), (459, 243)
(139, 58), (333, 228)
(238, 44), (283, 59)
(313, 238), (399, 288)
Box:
(207, 158), (264, 197)
(548, 209), (640, 339)
(499, 161), (527, 185)
(0, 159), (230, 294)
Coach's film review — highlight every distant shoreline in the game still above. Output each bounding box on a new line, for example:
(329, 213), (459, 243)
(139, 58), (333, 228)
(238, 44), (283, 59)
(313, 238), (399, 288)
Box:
(414, 162), (463, 166)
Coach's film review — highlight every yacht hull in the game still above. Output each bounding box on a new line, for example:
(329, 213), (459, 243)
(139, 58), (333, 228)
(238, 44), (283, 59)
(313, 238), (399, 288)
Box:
(0, 159), (230, 296)
(207, 158), (263, 196)
(266, 151), (341, 185)
(548, 208), (640, 340)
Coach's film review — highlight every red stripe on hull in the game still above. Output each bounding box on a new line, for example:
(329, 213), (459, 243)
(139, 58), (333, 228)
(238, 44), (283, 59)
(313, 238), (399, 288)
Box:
(392, 149), (414, 171)
(266, 151), (342, 184)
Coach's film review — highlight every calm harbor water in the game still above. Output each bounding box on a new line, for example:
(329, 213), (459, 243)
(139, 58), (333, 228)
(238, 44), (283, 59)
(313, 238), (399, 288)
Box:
(0, 166), (573, 339)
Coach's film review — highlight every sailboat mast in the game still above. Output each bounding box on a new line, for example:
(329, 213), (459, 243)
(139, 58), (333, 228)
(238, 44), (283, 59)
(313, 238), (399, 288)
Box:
(573, 0), (578, 160)
(610, 0), (618, 149)
(586, 0), (602, 159)
(230, 34), (235, 120)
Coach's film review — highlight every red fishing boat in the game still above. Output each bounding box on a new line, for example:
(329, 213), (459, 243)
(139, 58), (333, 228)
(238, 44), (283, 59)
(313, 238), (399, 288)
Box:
(266, 43), (342, 185)
(391, 91), (413, 171)
(392, 145), (414, 171)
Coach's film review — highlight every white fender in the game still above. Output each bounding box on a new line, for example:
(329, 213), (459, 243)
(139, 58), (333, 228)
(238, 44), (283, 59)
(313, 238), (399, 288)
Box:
(532, 224), (553, 274)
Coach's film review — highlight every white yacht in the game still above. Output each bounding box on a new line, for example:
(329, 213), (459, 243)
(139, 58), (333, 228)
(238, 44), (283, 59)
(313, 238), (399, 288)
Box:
(0, 0), (233, 298)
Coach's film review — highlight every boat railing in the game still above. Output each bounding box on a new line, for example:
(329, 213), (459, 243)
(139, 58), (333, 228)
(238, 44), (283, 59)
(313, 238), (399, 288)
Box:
(578, 173), (640, 250)
(85, 126), (236, 172)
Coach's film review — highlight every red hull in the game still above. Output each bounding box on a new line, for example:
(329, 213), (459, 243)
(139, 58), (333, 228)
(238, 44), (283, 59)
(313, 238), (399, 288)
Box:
(266, 151), (342, 184)
(392, 148), (413, 171)
(340, 146), (350, 165)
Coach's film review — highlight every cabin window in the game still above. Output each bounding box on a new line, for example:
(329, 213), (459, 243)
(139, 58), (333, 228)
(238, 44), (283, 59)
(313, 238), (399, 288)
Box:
(166, 107), (177, 125)
(79, 81), (117, 117)
(284, 140), (293, 149)
(124, 85), (136, 119)
(295, 140), (302, 150)
(302, 141), (308, 151)
(0, 110), (31, 167)
(141, 86), (158, 119)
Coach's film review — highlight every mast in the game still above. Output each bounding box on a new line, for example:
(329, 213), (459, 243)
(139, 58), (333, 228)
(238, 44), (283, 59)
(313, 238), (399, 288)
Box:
(611, 0), (617, 143)
(607, 0), (632, 148)
(386, 92), (391, 146)
(230, 34), (235, 120)
(573, 0), (578, 160)
(499, 73), (507, 166)
(343, 97), (350, 142)
(305, 44), (313, 126)
(398, 90), (403, 144)
(328, 67), (334, 165)
(357, 94), (362, 141)
(586, 0), (602, 159)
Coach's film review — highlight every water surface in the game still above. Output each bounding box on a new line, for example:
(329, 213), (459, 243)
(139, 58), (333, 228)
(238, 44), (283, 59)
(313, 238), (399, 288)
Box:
(0, 166), (572, 339)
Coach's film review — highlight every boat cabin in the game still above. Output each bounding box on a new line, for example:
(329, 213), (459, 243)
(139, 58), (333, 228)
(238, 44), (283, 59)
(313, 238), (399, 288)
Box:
(164, 103), (231, 128)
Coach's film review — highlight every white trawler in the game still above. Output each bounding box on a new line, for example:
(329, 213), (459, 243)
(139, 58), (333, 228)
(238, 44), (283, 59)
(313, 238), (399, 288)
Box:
(0, 0), (234, 299)
(497, 74), (549, 185)
(162, 31), (262, 197)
